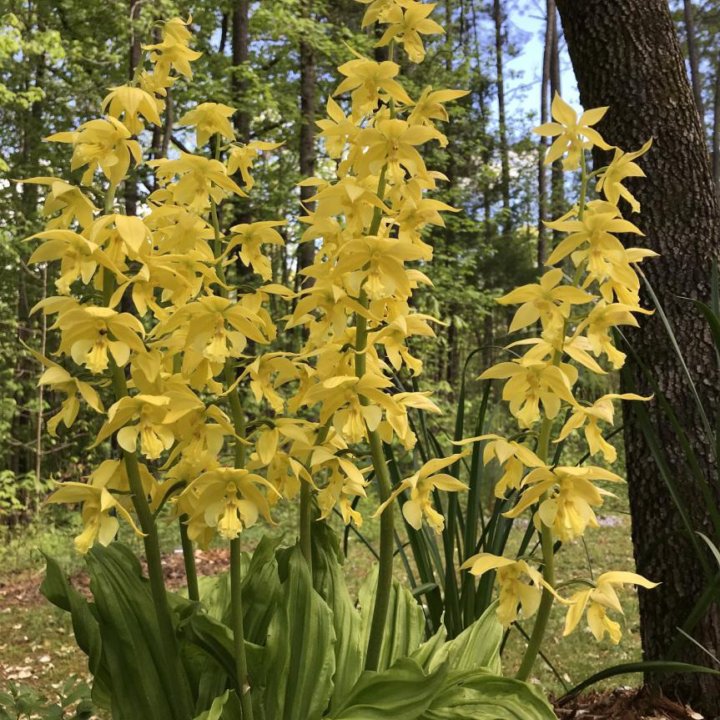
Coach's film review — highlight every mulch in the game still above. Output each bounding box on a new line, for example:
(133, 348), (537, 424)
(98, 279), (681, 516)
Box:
(553, 687), (705, 719)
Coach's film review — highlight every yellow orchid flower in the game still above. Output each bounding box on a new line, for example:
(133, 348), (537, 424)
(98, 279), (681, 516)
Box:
(357, 0), (413, 27)
(54, 305), (145, 374)
(556, 393), (649, 462)
(227, 221), (286, 280)
(334, 56), (413, 114)
(505, 465), (624, 541)
(183, 467), (279, 544)
(407, 86), (468, 126)
(461, 553), (546, 627)
(20, 177), (97, 229)
(149, 153), (246, 212)
(563, 571), (658, 644)
(497, 267), (594, 333)
(312, 446), (369, 526)
(533, 94), (611, 170)
(356, 118), (445, 182)
(455, 433), (545, 498)
(178, 102), (236, 146)
(243, 354), (298, 413)
(334, 234), (427, 301)
(544, 200), (643, 268)
(370, 313), (436, 375)
(375, 451), (467, 533)
(376, 1), (445, 63)
(47, 481), (142, 554)
(143, 16), (202, 84)
(302, 373), (400, 443)
(480, 357), (577, 427)
(316, 98), (360, 159)
(596, 139), (653, 212)
(578, 300), (651, 369)
(226, 140), (283, 189)
(27, 229), (109, 294)
(46, 116), (142, 187)
(101, 85), (162, 134)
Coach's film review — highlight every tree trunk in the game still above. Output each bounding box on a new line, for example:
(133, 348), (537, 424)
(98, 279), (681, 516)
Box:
(297, 0), (317, 278)
(713, 52), (720, 197)
(537, 0), (554, 268)
(492, 0), (511, 236)
(232, 0), (251, 145)
(548, 1), (564, 240)
(555, 0), (720, 712)
(683, 0), (704, 123)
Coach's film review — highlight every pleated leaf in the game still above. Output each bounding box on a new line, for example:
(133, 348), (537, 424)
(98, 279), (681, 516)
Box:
(263, 547), (336, 720)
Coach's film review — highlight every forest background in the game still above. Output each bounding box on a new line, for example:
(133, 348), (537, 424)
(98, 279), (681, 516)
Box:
(3, 0), (720, 715)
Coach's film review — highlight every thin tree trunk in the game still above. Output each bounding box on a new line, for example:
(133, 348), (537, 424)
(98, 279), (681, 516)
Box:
(549, 2), (564, 237)
(232, 0), (252, 283)
(125, 1), (142, 215)
(492, 0), (511, 236)
(297, 0), (316, 278)
(556, 0), (720, 712)
(683, 0), (704, 122)
(232, 0), (251, 145)
(537, 0), (554, 268)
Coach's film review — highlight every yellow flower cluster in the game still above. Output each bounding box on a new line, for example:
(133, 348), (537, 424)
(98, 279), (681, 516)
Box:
(462, 94), (658, 644)
(28, 5), (468, 557)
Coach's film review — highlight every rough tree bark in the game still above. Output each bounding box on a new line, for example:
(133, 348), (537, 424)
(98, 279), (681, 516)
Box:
(492, 0), (511, 236)
(713, 52), (720, 197)
(297, 0), (317, 278)
(683, 0), (704, 122)
(537, 0), (554, 269)
(555, 0), (720, 712)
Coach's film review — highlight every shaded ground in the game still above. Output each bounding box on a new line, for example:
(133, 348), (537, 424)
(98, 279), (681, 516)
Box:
(0, 548), (230, 690)
(554, 688), (704, 719)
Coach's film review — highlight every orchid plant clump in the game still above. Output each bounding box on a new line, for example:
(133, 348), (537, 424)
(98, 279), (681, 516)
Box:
(25, 0), (656, 716)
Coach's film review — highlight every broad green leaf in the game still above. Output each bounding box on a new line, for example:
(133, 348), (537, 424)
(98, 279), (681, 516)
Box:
(329, 657), (448, 720)
(441, 603), (502, 674)
(41, 555), (111, 710)
(263, 547), (336, 720)
(311, 523), (363, 712)
(359, 568), (425, 671)
(240, 534), (283, 643)
(423, 670), (557, 720)
(85, 543), (193, 720)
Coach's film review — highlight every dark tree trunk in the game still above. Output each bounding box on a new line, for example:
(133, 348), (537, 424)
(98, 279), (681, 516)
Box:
(683, 0), (704, 122)
(125, 0), (143, 218)
(556, 0), (720, 712)
(232, 0), (251, 145)
(713, 52), (720, 197)
(548, 1), (564, 240)
(492, 0), (511, 236)
(297, 0), (316, 278)
(537, 0), (554, 268)
(232, 0), (252, 284)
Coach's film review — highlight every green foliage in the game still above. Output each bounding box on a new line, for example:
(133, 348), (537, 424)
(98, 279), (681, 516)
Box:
(42, 527), (557, 720)
(0, 676), (93, 720)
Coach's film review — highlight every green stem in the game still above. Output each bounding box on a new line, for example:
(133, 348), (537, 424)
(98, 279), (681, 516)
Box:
(231, 538), (254, 720)
(364, 430), (394, 671)
(355, 163), (394, 671)
(207, 140), (253, 711)
(299, 480), (313, 567)
(517, 154), (591, 681)
(179, 516), (200, 602)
